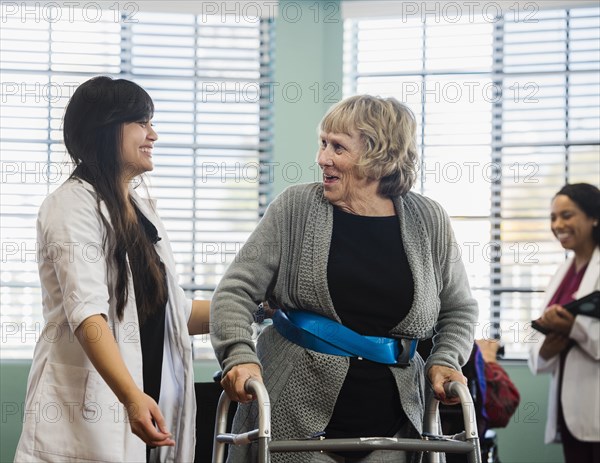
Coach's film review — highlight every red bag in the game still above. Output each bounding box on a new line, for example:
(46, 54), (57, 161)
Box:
(484, 362), (521, 428)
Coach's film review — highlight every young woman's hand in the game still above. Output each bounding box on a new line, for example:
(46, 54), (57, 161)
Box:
(124, 389), (175, 448)
(75, 316), (174, 447)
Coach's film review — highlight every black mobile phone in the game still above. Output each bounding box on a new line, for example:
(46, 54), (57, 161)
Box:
(563, 291), (600, 319)
(530, 291), (600, 335)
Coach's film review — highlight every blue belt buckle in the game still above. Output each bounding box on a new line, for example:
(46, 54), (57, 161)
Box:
(393, 337), (419, 367)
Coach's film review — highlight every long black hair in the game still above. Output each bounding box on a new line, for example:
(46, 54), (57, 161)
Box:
(555, 183), (600, 247)
(63, 76), (167, 322)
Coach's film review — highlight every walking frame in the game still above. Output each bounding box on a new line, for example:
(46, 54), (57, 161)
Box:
(212, 379), (482, 463)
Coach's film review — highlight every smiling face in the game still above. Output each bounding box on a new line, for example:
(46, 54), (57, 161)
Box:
(121, 120), (157, 179)
(317, 131), (379, 213)
(551, 194), (596, 254)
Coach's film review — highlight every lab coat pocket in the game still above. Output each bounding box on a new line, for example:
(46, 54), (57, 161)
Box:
(33, 362), (125, 462)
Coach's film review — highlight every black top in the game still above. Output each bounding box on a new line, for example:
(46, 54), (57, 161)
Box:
(134, 207), (167, 406)
(325, 207), (414, 443)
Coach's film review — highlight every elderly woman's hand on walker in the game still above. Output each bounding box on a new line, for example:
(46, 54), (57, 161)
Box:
(221, 363), (264, 404)
(428, 365), (467, 405)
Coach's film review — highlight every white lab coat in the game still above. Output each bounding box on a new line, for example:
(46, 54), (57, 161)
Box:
(529, 247), (600, 443)
(14, 178), (197, 462)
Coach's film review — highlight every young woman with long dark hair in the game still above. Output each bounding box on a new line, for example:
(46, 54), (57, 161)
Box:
(15, 76), (209, 463)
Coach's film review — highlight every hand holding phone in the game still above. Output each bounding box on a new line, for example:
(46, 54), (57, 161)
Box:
(531, 291), (599, 335)
(530, 318), (551, 335)
(531, 304), (574, 335)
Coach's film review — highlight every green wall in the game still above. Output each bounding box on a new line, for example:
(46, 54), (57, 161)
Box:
(0, 361), (30, 463)
(272, 0), (344, 195)
(494, 363), (563, 463)
(0, 2), (564, 462)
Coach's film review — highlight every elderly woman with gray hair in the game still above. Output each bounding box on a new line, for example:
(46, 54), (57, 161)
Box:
(211, 95), (478, 463)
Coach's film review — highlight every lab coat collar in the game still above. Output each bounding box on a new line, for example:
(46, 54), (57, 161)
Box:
(541, 247), (600, 308)
(73, 177), (172, 267)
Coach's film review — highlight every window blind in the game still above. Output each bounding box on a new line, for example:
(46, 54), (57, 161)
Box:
(0, 7), (274, 359)
(343, 4), (599, 358)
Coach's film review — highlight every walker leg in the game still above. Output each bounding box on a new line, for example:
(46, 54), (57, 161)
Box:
(257, 436), (270, 463)
(425, 392), (442, 463)
(212, 391), (233, 463)
(247, 379), (271, 463)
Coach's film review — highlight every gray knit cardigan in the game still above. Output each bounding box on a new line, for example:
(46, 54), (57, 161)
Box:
(210, 183), (478, 462)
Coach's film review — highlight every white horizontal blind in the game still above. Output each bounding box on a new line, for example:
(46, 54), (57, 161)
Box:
(344, 5), (599, 358)
(0, 9), (123, 360)
(0, 7), (274, 359)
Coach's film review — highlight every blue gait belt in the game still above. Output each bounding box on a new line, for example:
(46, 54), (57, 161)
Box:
(272, 309), (418, 366)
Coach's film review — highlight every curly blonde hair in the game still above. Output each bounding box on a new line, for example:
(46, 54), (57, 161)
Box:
(318, 95), (419, 196)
